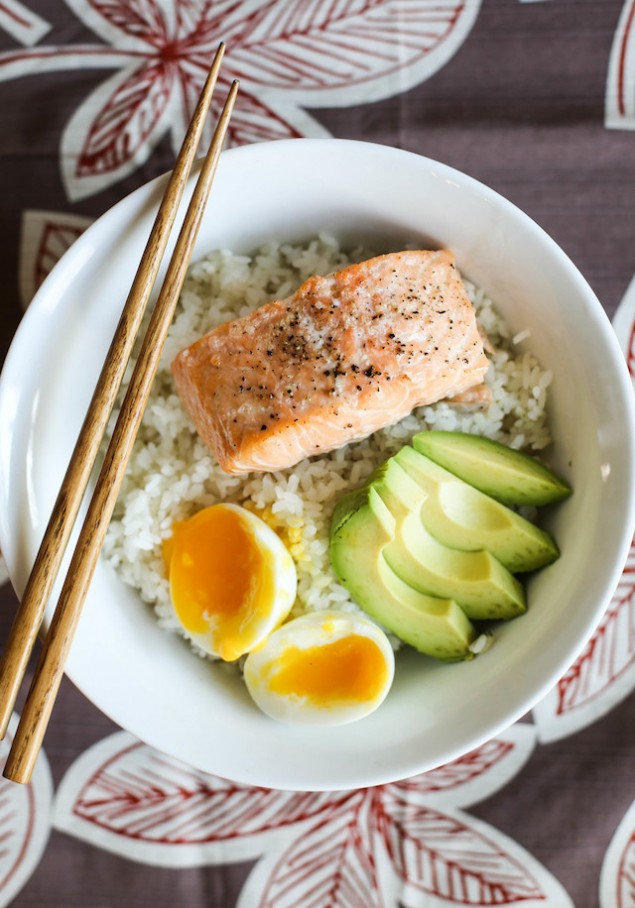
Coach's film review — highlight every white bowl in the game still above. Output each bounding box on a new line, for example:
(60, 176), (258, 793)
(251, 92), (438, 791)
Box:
(1, 139), (634, 791)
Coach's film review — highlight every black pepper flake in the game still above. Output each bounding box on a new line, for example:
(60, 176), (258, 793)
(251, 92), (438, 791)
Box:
(266, 349), (273, 356)
(260, 425), (267, 431)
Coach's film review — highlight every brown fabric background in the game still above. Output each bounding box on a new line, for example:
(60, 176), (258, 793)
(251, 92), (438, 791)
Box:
(0, 2), (634, 906)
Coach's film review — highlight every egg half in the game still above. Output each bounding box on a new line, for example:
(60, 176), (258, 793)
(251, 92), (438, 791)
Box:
(243, 610), (395, 725)
(163, 503), (297, 661)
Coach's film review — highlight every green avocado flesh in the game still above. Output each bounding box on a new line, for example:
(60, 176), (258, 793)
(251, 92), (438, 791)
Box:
(394, 446), (560, 573)
(330, 488), (477, 661)
(412, 431), (572, 507)
(329, 435), (566, 661)
(370, 459), (525, 620)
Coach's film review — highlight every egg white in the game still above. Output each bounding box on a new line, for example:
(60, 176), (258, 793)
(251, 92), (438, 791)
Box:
(243, 610), (395, 725)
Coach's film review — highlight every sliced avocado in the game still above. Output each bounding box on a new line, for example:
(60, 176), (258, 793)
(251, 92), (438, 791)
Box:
(330, 488), (477, 661)
(412, 431), (572, 506)
(370, 460), (526, 621)
(394, 445), (559, 572)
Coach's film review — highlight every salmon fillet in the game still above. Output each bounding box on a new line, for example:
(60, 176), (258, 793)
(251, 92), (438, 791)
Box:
(446, 383), (493, 410)
(171, 250), (490, 475)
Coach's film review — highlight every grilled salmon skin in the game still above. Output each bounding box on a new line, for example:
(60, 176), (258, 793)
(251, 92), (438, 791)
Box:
(171, 250), (490, 475)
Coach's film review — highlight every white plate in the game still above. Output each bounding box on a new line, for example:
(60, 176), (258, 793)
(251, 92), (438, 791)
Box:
(1, 139), (634, 790)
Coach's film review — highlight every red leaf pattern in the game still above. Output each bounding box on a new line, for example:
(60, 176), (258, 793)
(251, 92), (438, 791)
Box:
(614, 271), (635, 381)
(19, 211), (93, 308)
(55, 732), (572, 904)
(229, 0), (468, 92)
(69, 741), (341, 844)
(174, 67), (305, 156)
(0, 1), (50, 47)
(618, 835), (635, 908)
(0, 786), (35, 891)
(0, 0), (479, 198)
(0, 716), (53, 906)
(75, 61), (173, 178)
(86, 0), (171, 43)
(386, 726), (537, 811)
(554, 540), (635, 716)
(606, 0), (635, 129)
(601, 799), (635, 908)
(392, 739), (515, 797)
(626, 305), (635, 376)
(33, 223), (86, 290)
(377, 793), (545, 904)
(223, 86), (305, 146)
(258, 793), (381, 908)
(174, 0), (254, 47)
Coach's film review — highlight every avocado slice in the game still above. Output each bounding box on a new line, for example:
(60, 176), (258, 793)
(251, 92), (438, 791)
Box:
(370, 460), (526, 620)
(412, 431), (572, 506)
(394, 445), (559, 572)
(330, 488), (477, 661)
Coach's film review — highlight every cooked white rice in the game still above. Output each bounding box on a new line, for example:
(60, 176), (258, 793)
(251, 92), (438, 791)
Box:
(102, 235), (553, 656)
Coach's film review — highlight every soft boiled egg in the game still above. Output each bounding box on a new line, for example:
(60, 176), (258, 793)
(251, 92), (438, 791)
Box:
(243, 610), (395, 725)
(163, 503), (297, 661)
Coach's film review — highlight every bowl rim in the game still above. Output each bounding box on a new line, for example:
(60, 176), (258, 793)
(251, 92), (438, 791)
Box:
(2, 137), (635, 790)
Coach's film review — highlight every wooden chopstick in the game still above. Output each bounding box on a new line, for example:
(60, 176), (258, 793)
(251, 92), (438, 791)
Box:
(0, 43), (227, 744)
(2, 77), (238, 785)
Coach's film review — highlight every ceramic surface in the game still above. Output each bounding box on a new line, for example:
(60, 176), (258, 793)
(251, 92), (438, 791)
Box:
(1, 139), (633, 790)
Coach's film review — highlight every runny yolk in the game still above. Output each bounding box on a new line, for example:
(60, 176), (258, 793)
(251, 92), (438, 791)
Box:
(266, 635), (388, 705)
(165, 505), (275, 661)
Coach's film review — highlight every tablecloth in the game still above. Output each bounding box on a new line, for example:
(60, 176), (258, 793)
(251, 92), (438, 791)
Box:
(0, 2), (634, 906)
